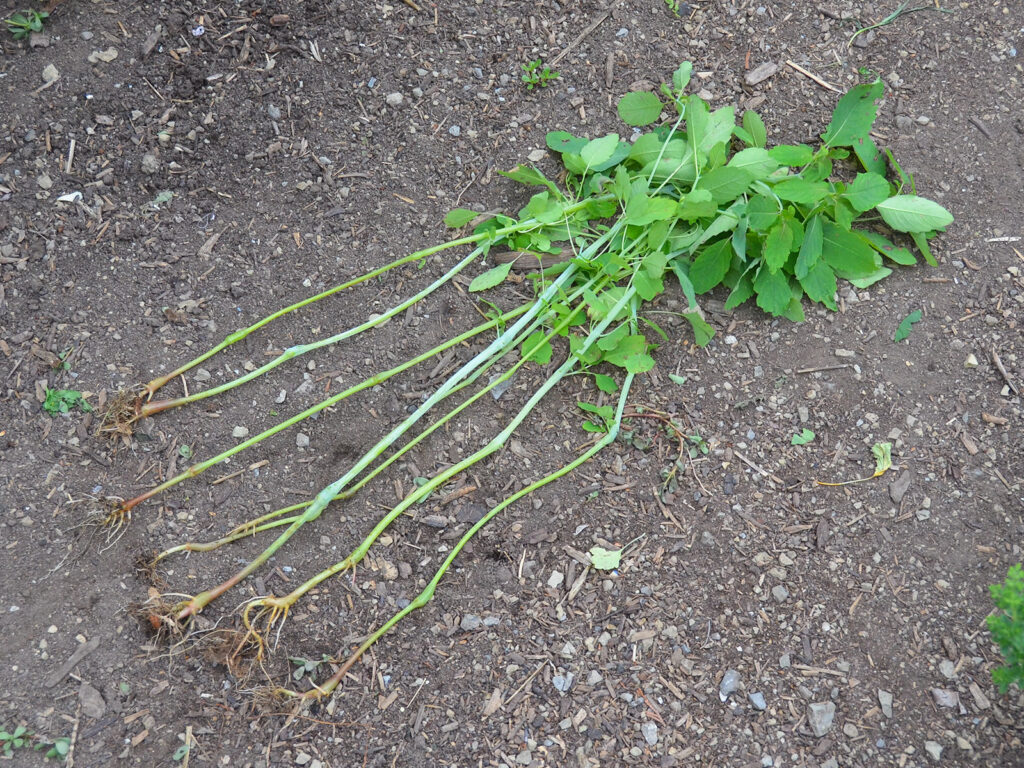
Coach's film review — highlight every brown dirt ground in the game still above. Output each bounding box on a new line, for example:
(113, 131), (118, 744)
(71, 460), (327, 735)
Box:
(1, 1), (1022, 766)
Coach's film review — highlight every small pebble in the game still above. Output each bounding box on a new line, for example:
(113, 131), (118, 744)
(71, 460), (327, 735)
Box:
(807, 701), (836, 737)
(749, 692), (767, 711)
(267, 104), (281, 120)
(385, 92), (403, 106)
(448, 125), (461, 136)
(460, 614), (482, 631)
(232, 426), (249, 439)
(719, 669), (740, 701)
(42, 63), (59, 83)
(640, 721), (658, 745)
(924, 741), (943, 761)
(771, 584), (789, 603)
(295, 433), (310, 448)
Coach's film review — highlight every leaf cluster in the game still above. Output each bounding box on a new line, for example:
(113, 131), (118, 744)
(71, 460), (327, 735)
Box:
(4, 9), (48, 39)
(0, 725), (69, 761)
(446, 62), (951, 431)
(43, 388), (92, 416)
(989, 563), (1024, 693)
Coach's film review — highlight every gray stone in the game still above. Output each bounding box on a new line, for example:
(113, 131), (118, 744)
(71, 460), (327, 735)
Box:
(295, 433), (310, 448)
(924, 741), (943, 761)
(878, 689), (893, 718)
(807, 701), (836, 737)
(78, 682), (106, 719)
(42, 63), (59, 83)
(141, 153), (161, 174)
(931, 688), (959, 708)
(889, 470), (912, 503)
(744, 61), (778, 86)
(748, 692), (767, 711)
(641, 721), (658, 745)
(771, 584), (789, 603)
(939, 659), (957, 679)
(385, 92), (403, 106)
(460, 614), (482, 632)
(231, 426), (249, 439)
(719, 669), (740, 701)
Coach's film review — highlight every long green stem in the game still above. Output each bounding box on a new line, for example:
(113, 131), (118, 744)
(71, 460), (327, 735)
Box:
(292, 374), (637, 701)
(153, 515), (301, 561)
(246, 283), (637, 626)
(116, 303), (530, 518)
(142, 245), (486, 418)
(142, 197), (613, 398)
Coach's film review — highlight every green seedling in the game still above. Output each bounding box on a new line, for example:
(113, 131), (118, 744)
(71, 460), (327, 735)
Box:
(521, 59), (560, 90)
(663, 0), (683, 16)
(0, 725), (69, 762)
(848, 2), (952, 48)
(4, 9), (48, 40)
(818, 441), (893, 485)
(115, 61), (950, 703)
(791, 428), (815, 445)
(989, 563), (1024, 693)
(43, 388), (92, 416)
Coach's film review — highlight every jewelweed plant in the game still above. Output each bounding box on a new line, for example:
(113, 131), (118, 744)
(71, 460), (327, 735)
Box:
(111, 62), (951, 703)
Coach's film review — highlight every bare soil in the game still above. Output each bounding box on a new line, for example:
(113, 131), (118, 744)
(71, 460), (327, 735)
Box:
(1, 1), (1022, 767)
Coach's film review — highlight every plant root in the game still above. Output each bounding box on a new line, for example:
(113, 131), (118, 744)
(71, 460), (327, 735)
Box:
(96, 389), (141, 440)
(131, 593), (194, 647)
(235, 596), (293, 664)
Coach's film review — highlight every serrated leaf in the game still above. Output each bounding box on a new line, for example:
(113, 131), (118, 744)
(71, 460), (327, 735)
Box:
(724, 273), (754, 310)
(689, 238), (732, 293)
(844, 172), (891, 212)
(468, 261), (513, 292)
(772, 178), (831, 205)
(589, 546), (621, 570)
(695, 166), (753, 204)
(791, 428), (816, 445)
(594, 374), (619, 394)
(768, 144), (814, 166)
(746, 194), (779, 232)
(821, 79), (884, 147)
(443, 208), (478, 227)
(798, 259), (838, 310)
(894, 309), (922, 342)
(522, 330), (553, 364)
(683, 311), (714, 347)
(727, 147), (779, 180)
(876, 195), (953, 233)
(698, 105), (736, 156)
(618, 91), (663, 126)
(580, 134), (620, 168)
(821, 220), (881, 278)
(763, 220), (794, 273)
(742, 109), (767, 148)
(677, 189), (717, 221)
(753, 267), (792, 316)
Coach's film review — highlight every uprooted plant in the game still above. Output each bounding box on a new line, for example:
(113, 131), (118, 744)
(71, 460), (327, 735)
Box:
(110, 63), (952, 702)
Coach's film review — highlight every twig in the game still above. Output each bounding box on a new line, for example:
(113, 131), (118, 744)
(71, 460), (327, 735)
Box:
(400, 0), (421, 10)
(65, 701), (81, 768)
(733, 448), (783, 485)
(967, 116), (992, 140)
(796, 363), (850, 374)
(785, 60), (842, 93)
(991, 348), (1019, 395)
(549, 2), (618, 67)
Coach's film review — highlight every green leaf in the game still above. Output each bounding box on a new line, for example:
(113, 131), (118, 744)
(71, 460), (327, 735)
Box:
(821, 79), (884, 147)
(580, 134), (620, 168)
(695, 167), (753, 204)
(791, 428), (816, 445)
(763, 219), (794, 273)
(617, 91), (663, 126)
(745, 194), (778, 232)
(604, 334), (650, 368)
(794, 215), (822, 280)
(852, 135), (887, 175)
(173, 744), (190, 761)
(894, 309), (922, 342)
(42, 388), (92, 416)
(497, 164), (563, 197)
(859, 230), (916, 265)
(723, 273), (754, 310)
(677, 189), (717, 221)
(468, 261), (513, 292)
(443, 209), (478, 227)
(876, 195), (954, 233)
(546, 131), (587, 155)
(625, 353), (656, 373)
(798, 260), (838, 310)
(727, 147), (778, 180)
(594, 374), (619, 394)
(821, 220), (881, 277)
(753, 267), (792, 316)
(844, 172), (891, 212)
(772, 178), (830, 205)
(910, 231), (938, 267)
(742, 110), (767, 148)
(871, 442), (893, 476)
(847, 265), (893, 288)
(672, 62), (693, 94)
(698, 106), (736, 156)
(634, 270), (664, 301)
(589, 546), (622, 570)
(625, 194), (678, 226)
(683, 311), (714, 347)
(522, 330), (553, 364)
(767, 144), (814, 166)
(689, 238), (732, 293)
(668, 373), (687, 386)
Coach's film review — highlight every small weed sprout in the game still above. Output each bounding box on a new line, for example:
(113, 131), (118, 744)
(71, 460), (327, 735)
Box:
(0, 725), (69, 762)
(4, 8), (48, 39)
(663, 0), (682, 16)
(521, 59), (559, 90)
